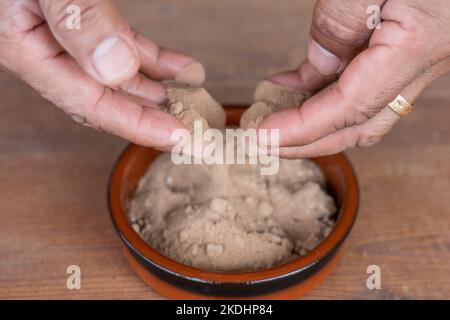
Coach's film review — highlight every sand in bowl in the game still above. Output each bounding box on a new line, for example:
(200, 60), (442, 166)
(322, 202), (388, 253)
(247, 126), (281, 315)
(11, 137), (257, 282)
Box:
(128, 81), (336, 272)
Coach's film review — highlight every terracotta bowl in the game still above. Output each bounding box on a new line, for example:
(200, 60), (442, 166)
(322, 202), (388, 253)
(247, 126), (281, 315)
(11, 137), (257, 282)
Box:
(108, 106), (359, 299)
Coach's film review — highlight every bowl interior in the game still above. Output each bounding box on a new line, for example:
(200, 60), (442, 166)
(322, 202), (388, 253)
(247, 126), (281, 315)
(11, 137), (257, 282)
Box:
(109, 106), (359, 283)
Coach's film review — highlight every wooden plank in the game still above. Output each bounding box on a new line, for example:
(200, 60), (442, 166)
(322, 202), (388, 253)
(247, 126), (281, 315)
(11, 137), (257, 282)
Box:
(0, 0), (449, 299)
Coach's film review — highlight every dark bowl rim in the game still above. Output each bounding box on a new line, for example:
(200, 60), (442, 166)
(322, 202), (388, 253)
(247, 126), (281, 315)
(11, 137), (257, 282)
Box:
(108, 106), (360, 286)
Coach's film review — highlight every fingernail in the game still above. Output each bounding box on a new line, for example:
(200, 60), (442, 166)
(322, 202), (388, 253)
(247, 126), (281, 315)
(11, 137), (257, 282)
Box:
(70, 114), (86, 125)
(307, 39), (341, 75)
(93, 36), (137, 83)
(175, 62), (206, 86)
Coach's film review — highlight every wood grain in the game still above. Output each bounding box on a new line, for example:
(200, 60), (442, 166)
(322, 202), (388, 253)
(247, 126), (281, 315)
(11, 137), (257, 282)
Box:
(0, 0), (449, 299)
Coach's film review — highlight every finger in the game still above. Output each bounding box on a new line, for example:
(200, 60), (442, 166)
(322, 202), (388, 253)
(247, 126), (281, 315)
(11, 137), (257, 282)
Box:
(85, 88), (184, 151)
(120, 33), (206, 105)
(67, 60), (185, 151)
(308, 0), (385, 75)
(39, 0), (140, 86)
(135, 33), (205, 86)
(277, 58), (450, 158)
(297, 0), (384, 94)
(267, 0), (384, 101)
(277, 107), (398, 158)
(17, 23), (185, 151)
(259, 20), (433, 148)
(268, 59), (337, 92)
(120, 73), (167, 106)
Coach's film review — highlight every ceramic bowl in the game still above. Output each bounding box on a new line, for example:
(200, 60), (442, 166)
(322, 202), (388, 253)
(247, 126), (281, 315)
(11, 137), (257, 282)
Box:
(108, 106), (359, 299)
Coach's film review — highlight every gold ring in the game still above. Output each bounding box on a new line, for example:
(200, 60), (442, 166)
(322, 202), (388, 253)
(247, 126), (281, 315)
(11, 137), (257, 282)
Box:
(387, 95), (414, 117)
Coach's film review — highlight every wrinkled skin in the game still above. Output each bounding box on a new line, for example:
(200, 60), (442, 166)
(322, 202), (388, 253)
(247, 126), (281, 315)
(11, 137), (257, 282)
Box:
(261, 0), (450, 158)
(1, 1), (449, 156)
(0, 0), (203, 150)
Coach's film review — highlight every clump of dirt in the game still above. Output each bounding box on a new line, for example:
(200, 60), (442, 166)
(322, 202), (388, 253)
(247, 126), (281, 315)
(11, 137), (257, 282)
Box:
(129, 155), (335, 272)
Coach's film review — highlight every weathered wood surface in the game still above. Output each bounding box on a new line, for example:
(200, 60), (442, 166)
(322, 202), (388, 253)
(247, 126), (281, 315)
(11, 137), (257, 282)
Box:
(1, 0), (449, 299)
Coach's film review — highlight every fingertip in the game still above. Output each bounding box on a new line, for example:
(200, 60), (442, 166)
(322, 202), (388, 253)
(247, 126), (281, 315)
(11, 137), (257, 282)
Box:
(142, 109), (191, 152)
(268, 72), (304, 89)
(267, 61), (337, 92)
(136, 33), (206, 83)
(175, 62), (206, 86)
(153, 107), (187, 137)
(307, 39), (342, 75)
(258, 107), (304, 147)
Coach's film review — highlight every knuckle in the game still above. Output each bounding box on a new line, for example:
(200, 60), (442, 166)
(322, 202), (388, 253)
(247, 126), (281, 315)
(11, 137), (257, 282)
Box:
(45, 0), (104, 37)
(313, 1), (369, 49)
(87, 86), (109, 116)
(395, 2), (434, 32)
(44, 0), (75, 35)
(334, 82), (381, 126)
(396, 26), (427, 56)
(332, 83), (372, 128)
(354, 102), (381, 123)
(69, 113), (88, 126)
(382, 2), (440, 57)
(356, 131), (382, 148)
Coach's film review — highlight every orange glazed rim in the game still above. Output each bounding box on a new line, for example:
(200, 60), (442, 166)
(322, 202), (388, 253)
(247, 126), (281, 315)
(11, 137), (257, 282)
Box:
(108, 106), (359, 290)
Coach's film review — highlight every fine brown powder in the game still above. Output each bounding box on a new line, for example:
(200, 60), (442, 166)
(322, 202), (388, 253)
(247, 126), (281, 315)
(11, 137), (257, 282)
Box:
(129, 155), (336, 272)
(240, 80), (310, 129)
(165, 82), (226, 133)
(128, 80), (336, 272)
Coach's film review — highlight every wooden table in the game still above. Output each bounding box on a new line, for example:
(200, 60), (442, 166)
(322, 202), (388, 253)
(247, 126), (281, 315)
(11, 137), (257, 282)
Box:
(1, 0), (449, 299)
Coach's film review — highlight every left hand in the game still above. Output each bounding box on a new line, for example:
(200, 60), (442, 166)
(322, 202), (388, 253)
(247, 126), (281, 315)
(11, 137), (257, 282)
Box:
(0, 0), (204, 151)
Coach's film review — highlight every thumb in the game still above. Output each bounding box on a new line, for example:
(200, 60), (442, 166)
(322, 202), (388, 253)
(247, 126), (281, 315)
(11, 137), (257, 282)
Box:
(39, 0), (140, 86)
(307, 0), (385, 75)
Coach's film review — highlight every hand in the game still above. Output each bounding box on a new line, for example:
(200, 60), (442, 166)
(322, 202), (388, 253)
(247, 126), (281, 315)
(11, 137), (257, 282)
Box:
(260, 0), (450, 158)
(0, 0), (205, 150)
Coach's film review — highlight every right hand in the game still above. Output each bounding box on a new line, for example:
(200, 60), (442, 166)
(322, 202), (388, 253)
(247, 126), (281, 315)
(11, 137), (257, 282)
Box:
(261, 0), (450, 158)
(0, 0), (204, 150)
